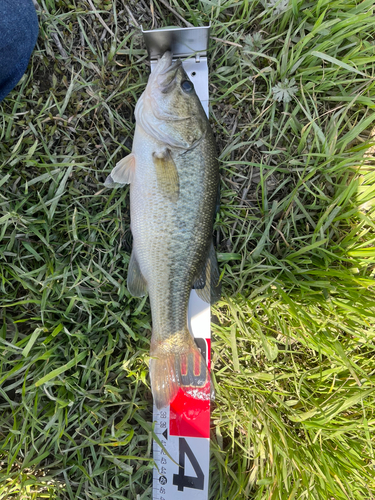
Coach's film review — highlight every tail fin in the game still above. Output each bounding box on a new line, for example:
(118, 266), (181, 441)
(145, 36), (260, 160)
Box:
(149, 333), (211, 409)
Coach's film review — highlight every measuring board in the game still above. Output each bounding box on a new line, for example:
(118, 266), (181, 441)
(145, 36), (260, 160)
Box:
(142, 26), (212, 500)
(152, 291), (211, 500)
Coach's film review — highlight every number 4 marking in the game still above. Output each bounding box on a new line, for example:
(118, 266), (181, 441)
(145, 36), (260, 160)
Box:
(173, 438), (204, 491)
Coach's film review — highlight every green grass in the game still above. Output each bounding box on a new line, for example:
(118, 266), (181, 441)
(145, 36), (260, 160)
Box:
(1, 0), (375, 498)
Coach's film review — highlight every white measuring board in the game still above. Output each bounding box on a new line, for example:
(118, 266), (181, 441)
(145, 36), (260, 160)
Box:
(152, 291), (211, 500)
(145, 27), (212, 500)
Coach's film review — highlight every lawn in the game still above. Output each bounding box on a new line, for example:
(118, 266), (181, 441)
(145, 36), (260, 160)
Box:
(1, 0), (375, 498)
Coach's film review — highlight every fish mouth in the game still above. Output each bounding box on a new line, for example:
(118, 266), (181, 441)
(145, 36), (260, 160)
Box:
(155, 52), (182, 93)
(159, 56), (182, 76)
(143, 51), (190, 127)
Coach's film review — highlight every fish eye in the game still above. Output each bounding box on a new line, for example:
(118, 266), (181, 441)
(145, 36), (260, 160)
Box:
(181, 80), (194, 92)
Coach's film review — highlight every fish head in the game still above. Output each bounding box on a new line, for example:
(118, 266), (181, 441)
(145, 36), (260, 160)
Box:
(138, 52), (208, 149)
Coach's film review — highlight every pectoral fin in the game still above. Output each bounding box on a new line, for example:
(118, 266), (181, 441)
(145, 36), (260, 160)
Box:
(193, 241), (221, 304)
(152, 149), (179, 202)
(127, 251), (147, 297)
(105, 153), (136, 187)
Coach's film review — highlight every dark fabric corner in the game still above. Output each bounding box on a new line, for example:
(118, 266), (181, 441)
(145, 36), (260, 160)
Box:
(0, 0), (39, 102)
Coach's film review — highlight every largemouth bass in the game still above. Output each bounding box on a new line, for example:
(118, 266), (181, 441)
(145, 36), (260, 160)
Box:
(105, 52), (220, 409)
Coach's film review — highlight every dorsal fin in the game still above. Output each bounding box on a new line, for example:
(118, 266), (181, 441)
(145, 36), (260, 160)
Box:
(193, 241), (221, 304)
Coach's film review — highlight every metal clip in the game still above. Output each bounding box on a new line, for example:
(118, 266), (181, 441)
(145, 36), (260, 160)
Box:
(142, 25), (210, 117)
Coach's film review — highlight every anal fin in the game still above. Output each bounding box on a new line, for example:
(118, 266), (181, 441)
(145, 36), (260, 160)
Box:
(193, 241), (221, 304)
(127, 251), (147, 297)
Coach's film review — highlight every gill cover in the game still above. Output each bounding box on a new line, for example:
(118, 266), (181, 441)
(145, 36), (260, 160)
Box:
(135, 52), (207, 150)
